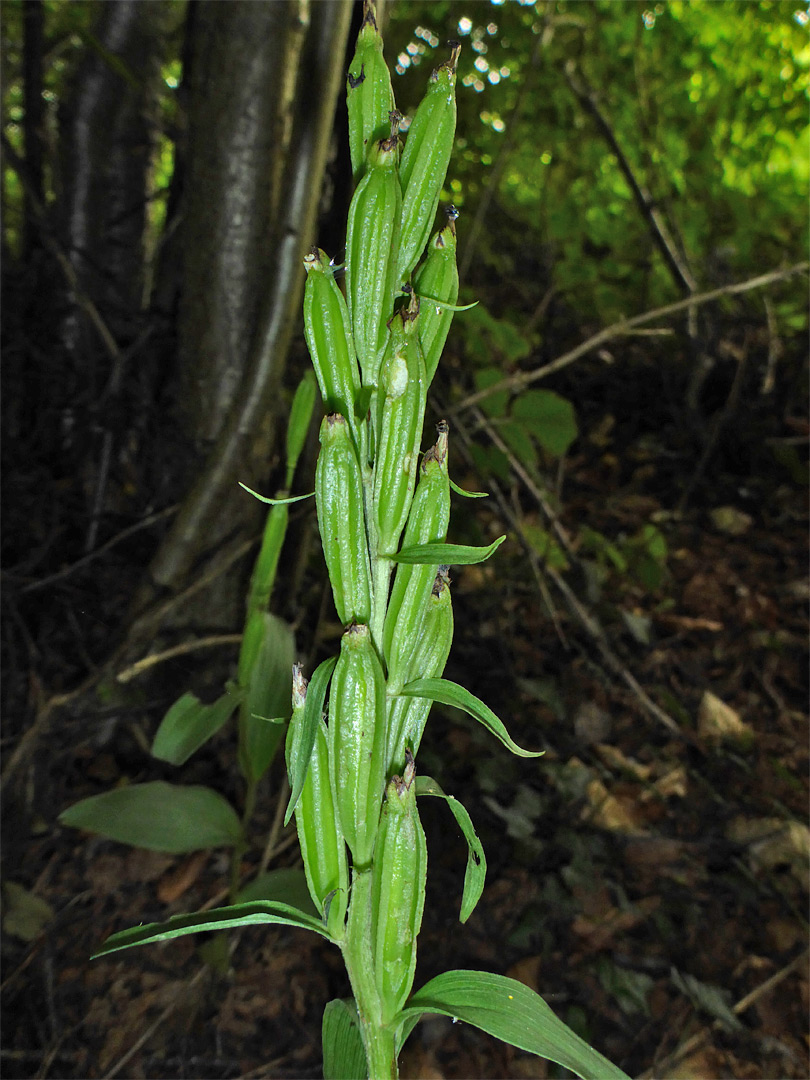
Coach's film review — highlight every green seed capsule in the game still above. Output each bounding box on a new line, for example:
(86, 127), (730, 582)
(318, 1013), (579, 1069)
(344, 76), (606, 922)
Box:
(397, 44), (461, 284)
(316, 415), (372, 626)
(328, 623), (387, 868)
(303, 248), (363, 450)
(345, 119), (402, 386)
(372, 300), (428, 558)
(412, 208), (459, 385)
(383, 422), (450, 692)
(286, 666), (349, 938)
(386, 569), (454, 775)
(346, 0), (396, 184)
(370, 755), (427, 1024)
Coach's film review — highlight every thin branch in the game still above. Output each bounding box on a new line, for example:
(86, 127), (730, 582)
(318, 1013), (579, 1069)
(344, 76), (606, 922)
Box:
(451, 262), (809, 415)
(115, 634), (242, 685)
(564, 60), (699, 296)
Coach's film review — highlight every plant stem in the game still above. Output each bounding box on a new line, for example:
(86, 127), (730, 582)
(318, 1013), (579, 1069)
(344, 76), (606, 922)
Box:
(341, 868), (398, 1080)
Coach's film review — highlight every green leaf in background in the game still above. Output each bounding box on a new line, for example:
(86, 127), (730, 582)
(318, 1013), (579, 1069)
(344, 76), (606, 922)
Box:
(92, 899), (332, 959)
(246, 504), (289, 613)
(391, 536), (505, 566)
(472, 366), (509, 417)
(400, 970), (630, 1080)
(236, 867), (318, 917)
(398, 678), (544, 759)
(522, 522), (569, 571)
(284, 655), (338, 824)
(152, 689), (243, 766)
(322, 999), (368, 1080)
(59, 781), (243, 853)
(2, 881), (54, 943)
(239, 612), (295, 783)
(416, 776), (486, 923)
(498, 418), (538, 470)
(511, 389), (578, 457)
(286, 370), (317, 487)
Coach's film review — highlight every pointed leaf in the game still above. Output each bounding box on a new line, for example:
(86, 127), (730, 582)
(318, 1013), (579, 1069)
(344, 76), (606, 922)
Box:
(152, 689), (242, 766)
(391, 536), (505, 566)
(400, 970), (630, 1080)
(398, 679), (544, 759)
(238, 483), (314, 505)
(59, 782), (243, 853)
(92, 899), (332, 958)
(416, 776), (486, 922)
(449, 478), (489, 499)
(284, 655), (338, 824)
(322, 999), (368, 1080)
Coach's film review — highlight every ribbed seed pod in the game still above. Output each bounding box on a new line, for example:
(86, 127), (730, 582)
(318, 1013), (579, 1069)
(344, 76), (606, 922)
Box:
(286, 666), (349, 938)
(370, 755), (427, 1024)
(303, 248), (362, 449)
(345, 119), (402, 385)
(372, 299), (427, 558)
(386, 569), (453, 775)
(396, 44), (461, 284)
(383, 422), (450, 692)
(316, 415), (372, 626)
(346, 0), (396, 183)
(328, 623), (387, 868)
(412, 208), (459, 385)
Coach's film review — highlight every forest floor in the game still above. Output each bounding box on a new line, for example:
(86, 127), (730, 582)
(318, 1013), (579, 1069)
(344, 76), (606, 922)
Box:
(2, 388), (808, 1080)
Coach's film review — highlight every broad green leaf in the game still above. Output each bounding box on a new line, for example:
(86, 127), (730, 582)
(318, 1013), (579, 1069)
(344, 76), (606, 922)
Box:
(92, 899), (332, 959)
(236, 867), (317, 916)
(59, 782), (243, 853)
(498, 419), (538, 470)
(416, 776), (486, 923)
(449, 478), (489, 498)
(239, 612), (295, 783)
(322, 999), (368, 1080)
(472, 367), (509, 417)
(391, 536), (505, 566)
(399, 970), (630, 1080)
(152, 689), (242, 766)
(286, 371), (317, 485)
(284, 655), (338, 824)
(238, 483), (314, 505)
(511, 390), (578, 457)
(398, 679), (543, 759)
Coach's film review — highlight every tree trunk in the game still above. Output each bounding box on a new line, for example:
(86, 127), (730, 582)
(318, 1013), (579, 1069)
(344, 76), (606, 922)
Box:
(128, 0), (354, 642)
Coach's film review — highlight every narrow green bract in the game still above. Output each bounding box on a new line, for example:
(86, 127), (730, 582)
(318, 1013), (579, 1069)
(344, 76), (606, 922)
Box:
(286, 666), (348, 939)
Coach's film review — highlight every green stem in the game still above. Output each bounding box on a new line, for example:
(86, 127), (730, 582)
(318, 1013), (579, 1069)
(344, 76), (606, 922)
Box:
(341, 869), (399, 1080)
